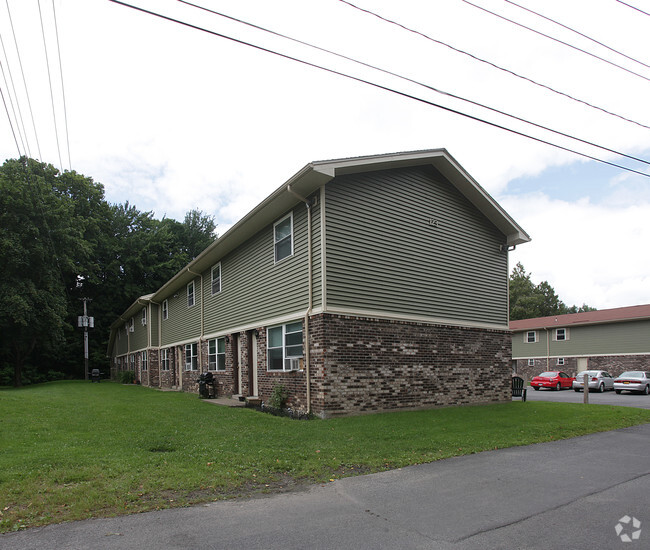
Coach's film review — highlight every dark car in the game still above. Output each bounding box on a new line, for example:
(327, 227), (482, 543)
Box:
(614, 371), (650, 395)
(530, 371), (575, 391)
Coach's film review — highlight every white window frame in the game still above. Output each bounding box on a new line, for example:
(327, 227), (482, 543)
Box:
(129, 318), (134, 332)
(161, 348), (170, 371)
(162, 299), (168, 320)
(556, 358), (565, 366)
(525, 331), (537, 343)
(142, 350), (148, 371)
(130, 354), (135, 369)
(187, 281), (195, 308)
(185, 343), (198, 371)
(555, 328), (568, 341)
(141, 308), (147, 326)
(208, 338), (226, 371)
(211, 263), (221, 295)
(267, 321), (303, 371)
(273, 212), (294, 263)
(527, 358), (535, 367)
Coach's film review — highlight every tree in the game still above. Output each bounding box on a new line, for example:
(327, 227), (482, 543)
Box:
(509, 263), (596, 321)
(0, 159), (89, 385)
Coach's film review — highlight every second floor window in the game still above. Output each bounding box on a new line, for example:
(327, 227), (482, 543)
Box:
(525, 331), (536, 343)
(555, 328), (568, 341)
(141, 308), (147, 326)
(162, 299), (168, 320)
(211, 263), (221, 295)
(187, 281), (195, 307)
(274, 213), (293, 262)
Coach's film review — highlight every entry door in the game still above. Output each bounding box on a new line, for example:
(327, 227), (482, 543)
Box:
(577, 358), (588, 373)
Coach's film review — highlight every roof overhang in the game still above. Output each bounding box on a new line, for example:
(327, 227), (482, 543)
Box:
(151, 149), (530, 302)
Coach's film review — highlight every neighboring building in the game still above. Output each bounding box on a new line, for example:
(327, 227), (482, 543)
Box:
(108, 149), (530, 417)
(511, 305), (650, 381)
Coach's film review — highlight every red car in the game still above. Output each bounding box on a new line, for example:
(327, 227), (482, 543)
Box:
(531, 371), (575, 391)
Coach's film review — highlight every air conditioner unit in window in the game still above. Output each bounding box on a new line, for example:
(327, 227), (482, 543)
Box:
(285, 357), (301, 371)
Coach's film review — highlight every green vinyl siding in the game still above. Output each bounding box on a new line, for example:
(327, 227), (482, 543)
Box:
(203, 200), (321, 334)
(114, 328), (129, 356)
(130, 316), (148, 351)
(324, 166), (508, 326)
(513, 320), (650, 358)
(160, 278), (201, 346)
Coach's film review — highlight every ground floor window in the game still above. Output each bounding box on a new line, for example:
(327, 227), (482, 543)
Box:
(161, 348), (170, 371)
(130, 354), (135, 370)
(556, 358), (565, 366)
(142, 350), (148, 371)
(267, 321), (303, 371)
(208, 338), (226, 371)
(185, 343), (198, 370)
(527, 358), (535, 367)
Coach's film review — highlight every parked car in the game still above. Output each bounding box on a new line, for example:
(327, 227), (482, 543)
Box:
(530, 371), (575, 391)
(613, 371), (650, 395)
(572, 370), (615, 393)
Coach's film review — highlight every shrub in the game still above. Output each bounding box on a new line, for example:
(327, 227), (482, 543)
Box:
(269, 384), (289, 410)
(119, 370), (136, 384)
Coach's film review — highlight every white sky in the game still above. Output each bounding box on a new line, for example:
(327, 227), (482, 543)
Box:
(2, 0), (650, 310)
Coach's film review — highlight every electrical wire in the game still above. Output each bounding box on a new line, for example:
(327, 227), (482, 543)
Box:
(52, 0), (72, 170)
(461, 0), (650, 83)
(0, 54), (27, 156)
(37, 0), (63, 172)
(337, 0), (650, 131)
(505, 0), (650, 70)
(180, 0), (650, 167)
(0, 80), (21, 156)
(616, 0), (650, 18)
(109, 0), (650, 179)
(5, 0), (43, 161)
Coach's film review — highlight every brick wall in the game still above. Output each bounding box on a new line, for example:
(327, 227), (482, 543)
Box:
(309, 314), (512, 417)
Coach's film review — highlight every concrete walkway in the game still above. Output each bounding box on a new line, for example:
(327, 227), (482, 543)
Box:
(2, 423), (649, 549)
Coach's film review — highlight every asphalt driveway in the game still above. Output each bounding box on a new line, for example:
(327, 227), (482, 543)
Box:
(2, 423), (648, 550)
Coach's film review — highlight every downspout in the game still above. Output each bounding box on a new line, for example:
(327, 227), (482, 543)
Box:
(287, 184), (314, 415)
(188, 268), (204, 372)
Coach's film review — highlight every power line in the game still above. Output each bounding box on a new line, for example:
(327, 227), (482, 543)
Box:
(0, 80), (21, 155)
(180, 0), (650, 167)
(4, 0), (43, 161)
(37, 0), (63, 171)
(109, 0), (650, 179)
(461, 0), (650, 83)
(52, 0), (72, 170)
(505, 0), (650, 70)
(337, 0), (650, 131)
(616, 0), (650, 18)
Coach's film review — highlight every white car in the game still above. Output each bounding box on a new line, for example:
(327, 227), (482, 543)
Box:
(614, 371), (650, 395)
(572, 370), (615, 393)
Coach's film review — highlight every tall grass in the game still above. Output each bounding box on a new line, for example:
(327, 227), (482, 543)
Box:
(1, 381), (648, 532)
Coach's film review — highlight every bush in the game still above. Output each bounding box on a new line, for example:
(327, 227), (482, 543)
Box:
(119, 370), (136, 384)
(269, 384), (289, 410)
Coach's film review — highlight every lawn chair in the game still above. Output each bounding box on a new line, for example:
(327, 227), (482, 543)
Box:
(512, 376), (527, 402)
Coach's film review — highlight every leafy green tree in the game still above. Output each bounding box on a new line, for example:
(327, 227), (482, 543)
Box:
(0, 158), (89, 385)
(509, 263), (595, 320)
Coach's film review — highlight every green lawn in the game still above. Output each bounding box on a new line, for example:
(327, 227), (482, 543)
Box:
(1, 381), (649, 532)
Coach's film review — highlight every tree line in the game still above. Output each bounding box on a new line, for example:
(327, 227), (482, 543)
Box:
(0, 157), (216, 386)
(509, 262), (595, 320)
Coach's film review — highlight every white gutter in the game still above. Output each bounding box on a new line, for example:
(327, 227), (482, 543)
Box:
(287, 183), (314, 414)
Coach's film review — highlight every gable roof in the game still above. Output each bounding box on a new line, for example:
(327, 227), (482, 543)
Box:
(510, 304), (650, 331)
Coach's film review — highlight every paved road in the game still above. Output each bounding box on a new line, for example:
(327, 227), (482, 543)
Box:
(2, 424), (648, 550)
(525, 386), (650, 409)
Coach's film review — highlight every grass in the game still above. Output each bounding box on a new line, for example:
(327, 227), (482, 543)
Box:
(1, 381), (649, 533)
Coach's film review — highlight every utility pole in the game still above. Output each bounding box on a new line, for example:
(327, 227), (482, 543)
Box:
(78, 298), (94, 380)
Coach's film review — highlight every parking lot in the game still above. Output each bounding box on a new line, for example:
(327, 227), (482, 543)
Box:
(524, 386), (650, 409)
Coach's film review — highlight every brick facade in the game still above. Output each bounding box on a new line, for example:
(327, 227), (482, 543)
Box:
(115, 314), (512, 417)
(309, 314), (512, 417)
